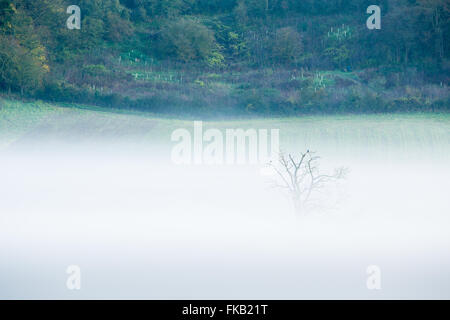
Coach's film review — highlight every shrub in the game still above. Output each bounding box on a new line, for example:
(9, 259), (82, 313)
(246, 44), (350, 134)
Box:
(271, 27), (303, 65)
(0, 35), (49, 94)
(158, 18), (216, 63)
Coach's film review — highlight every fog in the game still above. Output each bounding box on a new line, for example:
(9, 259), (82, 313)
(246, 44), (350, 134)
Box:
(1, 117), (449, 299)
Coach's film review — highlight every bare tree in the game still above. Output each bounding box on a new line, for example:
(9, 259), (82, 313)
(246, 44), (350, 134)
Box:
(269, 150), (347, 215)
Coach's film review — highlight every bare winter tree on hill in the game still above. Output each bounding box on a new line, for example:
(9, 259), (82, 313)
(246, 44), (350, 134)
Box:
(269, 150), (347, 216)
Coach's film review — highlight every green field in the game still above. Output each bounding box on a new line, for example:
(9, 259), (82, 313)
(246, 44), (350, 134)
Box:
(1, 98), (449, 161)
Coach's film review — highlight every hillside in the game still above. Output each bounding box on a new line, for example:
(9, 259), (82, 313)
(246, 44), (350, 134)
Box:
(0, 0), (449, 116)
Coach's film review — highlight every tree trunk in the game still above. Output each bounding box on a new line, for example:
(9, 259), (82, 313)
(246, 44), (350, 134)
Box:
(293, 197), (303, 217)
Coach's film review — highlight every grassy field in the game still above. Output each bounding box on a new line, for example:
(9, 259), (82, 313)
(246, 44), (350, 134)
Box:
(1, 98), (449, 161)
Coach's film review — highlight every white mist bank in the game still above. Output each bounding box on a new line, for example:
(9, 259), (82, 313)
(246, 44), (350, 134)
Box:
(0, 142), (449, 299)
(0, 112), (449, 299)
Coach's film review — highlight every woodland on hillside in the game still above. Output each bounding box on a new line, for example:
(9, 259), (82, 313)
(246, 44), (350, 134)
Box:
(0, 0), (449, 116)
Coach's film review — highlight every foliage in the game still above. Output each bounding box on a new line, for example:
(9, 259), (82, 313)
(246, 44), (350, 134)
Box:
(0, 0), (448, 115)
(158, 18), (216, 63)
(271, 27), (303, 65)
